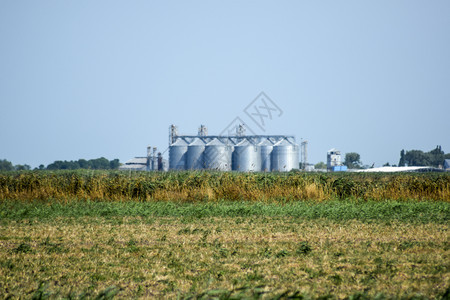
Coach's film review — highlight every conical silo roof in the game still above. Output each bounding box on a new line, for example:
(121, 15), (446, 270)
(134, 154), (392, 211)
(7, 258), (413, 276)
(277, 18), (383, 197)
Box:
(273, 139), (294, 147)
(235, 139), (253, 147)
(171, 138), (188, 146)
(258, 139), (274, 146)
(189, 138), (206, 146)
(206, 138), (224, 146)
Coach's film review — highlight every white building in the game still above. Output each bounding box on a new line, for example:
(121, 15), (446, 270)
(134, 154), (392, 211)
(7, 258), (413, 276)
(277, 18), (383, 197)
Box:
(327, 148), (342, 170)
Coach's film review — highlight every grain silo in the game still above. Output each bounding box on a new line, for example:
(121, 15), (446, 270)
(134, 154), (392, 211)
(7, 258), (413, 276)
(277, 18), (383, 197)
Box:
(204, 138), (232, 171)
(186, 138), (205, 170)
(168, 124), (299, 172)
(232, 139), (261, 171)
(271, 139), (299, 172)
(258, 139), (274, 172)
(169, 138), (188, 170)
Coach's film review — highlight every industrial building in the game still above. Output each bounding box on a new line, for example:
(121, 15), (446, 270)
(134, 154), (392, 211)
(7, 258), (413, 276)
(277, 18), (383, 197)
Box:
(169, 125), (299, 172)
(327, 148), (347, 172)
(119, 146), (168, 171)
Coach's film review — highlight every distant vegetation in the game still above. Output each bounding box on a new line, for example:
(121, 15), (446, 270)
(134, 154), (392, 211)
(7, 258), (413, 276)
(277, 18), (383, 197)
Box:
(314, 161), (327, 169)
(46, 157), (120, 170)
(0, 157), (120, 171)
(342, 145), (449, 169)
(399, 145), (449, 167)
(344, 152), (362, 169)
(0, 159), (31, 171)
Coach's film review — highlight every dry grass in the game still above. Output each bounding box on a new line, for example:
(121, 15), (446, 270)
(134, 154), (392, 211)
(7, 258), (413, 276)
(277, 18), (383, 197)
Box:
(1, 217), (449, 299)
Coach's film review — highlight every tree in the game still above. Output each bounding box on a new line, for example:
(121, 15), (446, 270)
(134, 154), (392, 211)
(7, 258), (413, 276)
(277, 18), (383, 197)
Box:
(109, 159), (120, 169)
(428, 145), (444, 167)
(78, 159), (89, 169)
(403, 150), (429, 166)
(15, 164), (31, 171)
(0, 159), (14, 171)
(47, 160), (66, 170)
(90, 157), (110, 169)
(314, 162), (327, 169)
(399, 149), (405, 167)
(344, 152), (361, 169)
(401, 146), (444, 167)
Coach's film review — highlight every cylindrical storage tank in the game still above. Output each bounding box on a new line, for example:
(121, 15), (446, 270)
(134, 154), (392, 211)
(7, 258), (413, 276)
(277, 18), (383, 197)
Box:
(186, 138), (205, 170)
(232, 139), (261, 171)
(258, 139), (274, 172)
(152, 157), (158, 171)
(204, 138), (232, 171)
(271, 139), (300, 172)
(169, 138), (188, 170)
(292, 141), (300, 170)
(152, 148), (158, 171)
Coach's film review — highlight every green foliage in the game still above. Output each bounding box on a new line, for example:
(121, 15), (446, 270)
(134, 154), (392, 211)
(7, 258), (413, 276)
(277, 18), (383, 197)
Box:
(13, 242), (33, 254)
(0, 159), (14, 171)
(404, 150), (432, 166)
(315, 161), (327, 169)
(399, 149), (406, 167)
(296, 241), (312, 255)
(402, 146), (445, 167)
(46, 157), (120, 170)
(1, 160), (33, 171)
(32, 282), (52, 300)
(344, 152), (362, 169)
(95, 286), (120, 300)
(14, 164), (31, 170)
(429, 146), (445, 167)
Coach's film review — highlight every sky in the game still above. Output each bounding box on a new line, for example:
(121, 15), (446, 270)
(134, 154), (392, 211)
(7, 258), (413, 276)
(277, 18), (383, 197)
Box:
(1, 1), (449, 168)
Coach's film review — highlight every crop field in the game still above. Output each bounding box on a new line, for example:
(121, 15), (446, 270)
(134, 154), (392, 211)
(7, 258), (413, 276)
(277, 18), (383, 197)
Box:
(0, 171), (449, 299)
(1, 170), (449, 202)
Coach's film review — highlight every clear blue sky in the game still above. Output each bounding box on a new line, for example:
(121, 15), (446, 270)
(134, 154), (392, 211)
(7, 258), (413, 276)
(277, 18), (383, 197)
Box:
(1, 1), (449, 168)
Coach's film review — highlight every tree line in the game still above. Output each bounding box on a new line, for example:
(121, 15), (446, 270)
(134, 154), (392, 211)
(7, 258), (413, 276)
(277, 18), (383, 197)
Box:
(399, 146), (449, 168)
(0, 157), (120, 171)
(346, 146), (450, 169)
(314, 145), (450, 170)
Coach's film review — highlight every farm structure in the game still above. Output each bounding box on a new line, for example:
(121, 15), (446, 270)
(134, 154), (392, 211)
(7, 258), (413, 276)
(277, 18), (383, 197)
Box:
(169, 125), (299, 172)
(119, 146), (168, 171)
(326, 148), (347, 172)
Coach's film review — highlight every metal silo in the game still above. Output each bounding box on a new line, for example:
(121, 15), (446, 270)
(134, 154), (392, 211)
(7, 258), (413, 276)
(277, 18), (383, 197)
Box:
(291, 140), (300, 170)
(258, 139), (274, 172)
(271, 139), (299, 172)
(232, 139), (261, 171)
(169, 138), (188, 170)
(204, 138), (232, 171)
(186, 138), (205, 170)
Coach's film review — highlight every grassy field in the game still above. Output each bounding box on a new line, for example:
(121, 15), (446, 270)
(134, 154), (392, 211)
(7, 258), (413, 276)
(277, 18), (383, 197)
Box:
(0, 171), (449, 299)
(1, 200), (449, 299)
